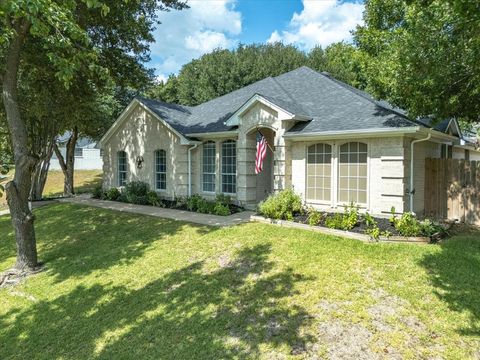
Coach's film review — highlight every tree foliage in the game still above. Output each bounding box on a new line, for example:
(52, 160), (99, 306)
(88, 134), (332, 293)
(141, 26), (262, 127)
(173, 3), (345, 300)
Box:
(146, 42), (368, 106)
(354, 0), (480, 122)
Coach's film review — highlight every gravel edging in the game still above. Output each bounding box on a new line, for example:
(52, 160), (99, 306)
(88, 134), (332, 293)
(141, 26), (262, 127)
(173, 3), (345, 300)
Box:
(250, 215), (431, 244)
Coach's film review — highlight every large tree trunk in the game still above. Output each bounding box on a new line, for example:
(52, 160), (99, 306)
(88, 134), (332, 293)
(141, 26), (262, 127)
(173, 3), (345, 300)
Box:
(53, 127), (78, 196)
(1, 20), (39, 271)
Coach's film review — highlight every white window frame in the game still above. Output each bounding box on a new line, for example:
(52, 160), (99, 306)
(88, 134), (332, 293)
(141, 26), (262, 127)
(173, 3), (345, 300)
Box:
(155, 149), (167, 191)
(221, 140), (237, 194)
(337, 141), (368, 206)
(117, 151), (127, 187)
(202, 141), (216, 193)
(305, 142), (333, 205)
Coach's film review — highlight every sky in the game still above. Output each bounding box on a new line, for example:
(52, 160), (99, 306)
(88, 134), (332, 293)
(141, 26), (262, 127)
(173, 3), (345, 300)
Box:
(150, 0), (365, 82)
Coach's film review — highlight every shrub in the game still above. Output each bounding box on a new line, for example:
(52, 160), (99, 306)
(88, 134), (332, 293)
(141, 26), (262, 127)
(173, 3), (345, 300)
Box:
(105, 187), (121, 201)
(307, 208), (322, 226)
(215, 194), (231, 206)
(147, 191), (162, 207)
(325, 213), (344, 229)
(258, 189), (303, 220)
(392, 212), (422, 236)
(124, 181), (150, 205)
(363, 212), (390, 240)
(324, 204), (359, 231)
(92, 185), (104, 199)
(213, 202), (231, 216)
(197, 198), (215, 214)
(419, 218), (445, 237)
(186, 194), (202, 211)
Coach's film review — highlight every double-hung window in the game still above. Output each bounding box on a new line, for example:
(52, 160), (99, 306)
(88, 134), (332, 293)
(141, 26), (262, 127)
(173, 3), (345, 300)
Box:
(117, 151), (127, 186)
(202, 141), (216, 192)
(155, 149), (167, 190)
(221, 140), (236, 193)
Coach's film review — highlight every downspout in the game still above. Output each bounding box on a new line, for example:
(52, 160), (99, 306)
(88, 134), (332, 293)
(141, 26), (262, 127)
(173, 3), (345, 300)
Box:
(188, 143), (199, 197)
(409, 132), (432, 213)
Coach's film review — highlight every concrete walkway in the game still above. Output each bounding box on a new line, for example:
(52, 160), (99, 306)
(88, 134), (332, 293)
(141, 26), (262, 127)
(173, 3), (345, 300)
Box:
(58, 196), (254, 227)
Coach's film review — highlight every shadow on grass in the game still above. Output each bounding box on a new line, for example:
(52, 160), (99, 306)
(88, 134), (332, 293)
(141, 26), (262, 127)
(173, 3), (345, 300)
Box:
(419, 233), (480, 336)
(0, 244), (314, 359)
(0, 203), (213, 282)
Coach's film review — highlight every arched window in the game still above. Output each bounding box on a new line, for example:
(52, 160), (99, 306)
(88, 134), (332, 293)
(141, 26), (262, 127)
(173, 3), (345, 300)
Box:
(117, 151), (127, 186)
(306, 143), (332, 201)
(203, 141), (216, 192)
(221, 140), (236, 193)
(338, 142), (367, 204)
(155, 149), (167, 190)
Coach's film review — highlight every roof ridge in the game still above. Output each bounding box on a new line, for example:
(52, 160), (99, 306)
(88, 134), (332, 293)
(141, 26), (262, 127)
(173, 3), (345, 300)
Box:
(269, 77), (308, 114)
(190, 76), (275, 109)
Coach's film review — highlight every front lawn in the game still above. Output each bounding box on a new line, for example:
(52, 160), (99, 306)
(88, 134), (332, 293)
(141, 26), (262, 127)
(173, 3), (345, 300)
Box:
(0, 170), (102, 210)
(0, 204), (479, 359)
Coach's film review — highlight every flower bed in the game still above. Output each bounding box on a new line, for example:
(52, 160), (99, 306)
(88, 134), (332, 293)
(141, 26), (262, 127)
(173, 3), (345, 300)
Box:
(93, 182), (242, 216)
(256, 189), (447, 243)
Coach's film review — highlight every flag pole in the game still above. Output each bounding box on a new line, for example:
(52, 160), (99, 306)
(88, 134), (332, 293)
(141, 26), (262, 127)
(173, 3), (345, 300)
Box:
(256, 128), (275, 154)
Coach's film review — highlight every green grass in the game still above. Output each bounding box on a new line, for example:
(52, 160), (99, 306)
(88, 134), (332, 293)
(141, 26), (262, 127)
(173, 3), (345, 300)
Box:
(0, 170), (102, 210)
(0, 204), (479, 359)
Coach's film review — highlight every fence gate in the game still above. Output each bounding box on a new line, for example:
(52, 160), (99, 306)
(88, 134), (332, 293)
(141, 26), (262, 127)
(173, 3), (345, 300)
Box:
(425, 158), (480, 225)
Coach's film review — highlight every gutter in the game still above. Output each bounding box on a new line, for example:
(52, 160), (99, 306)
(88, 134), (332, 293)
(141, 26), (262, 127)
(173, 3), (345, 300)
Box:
(188, 143), (200, 196)
(409, 132), (432, 213)
(283, 127), (420, 140)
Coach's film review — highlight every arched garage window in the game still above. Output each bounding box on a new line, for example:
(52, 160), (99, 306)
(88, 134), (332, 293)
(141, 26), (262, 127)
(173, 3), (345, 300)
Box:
(203, 141), (216, 192)
(306, 143), (332, 201)
(338, 142), (367, 204)
(221, 140), (236, 193)
(117, 151), (127, 186)
(155, 149), (167, 190)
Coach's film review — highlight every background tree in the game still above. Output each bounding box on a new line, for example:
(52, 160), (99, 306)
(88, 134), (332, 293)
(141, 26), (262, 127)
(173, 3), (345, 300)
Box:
(354, 0), (480, 122)
(0, 0), (186, 272)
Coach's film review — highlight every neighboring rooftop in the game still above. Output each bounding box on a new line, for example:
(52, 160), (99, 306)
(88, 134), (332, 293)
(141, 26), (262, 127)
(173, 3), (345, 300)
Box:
(135, 66), (449, 137)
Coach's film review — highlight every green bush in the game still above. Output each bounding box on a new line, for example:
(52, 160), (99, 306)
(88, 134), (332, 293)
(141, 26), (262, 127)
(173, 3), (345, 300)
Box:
(363, 212), (391, 240)
(105, 188), (121, 201)
(197, 198), (215, 214)
(325, 213), (344, 229)
(213, 202), (231, 216)
(92, 185), (104, 199)
(124, 181), (150, 205)
(307, 208), (322, 226)
(215, 194), (231, 206)
(392, 212), (422, 236)
(324, 204), (359, 231)
(147, 191), (162, 207)
(186, 194), (202, 211)
(258, 189), (303, 220)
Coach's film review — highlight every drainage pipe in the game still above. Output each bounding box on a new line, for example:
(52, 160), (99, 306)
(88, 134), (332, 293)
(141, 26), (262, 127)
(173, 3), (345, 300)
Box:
(188, 143), (199, 197)
(409, 133), (432, 213)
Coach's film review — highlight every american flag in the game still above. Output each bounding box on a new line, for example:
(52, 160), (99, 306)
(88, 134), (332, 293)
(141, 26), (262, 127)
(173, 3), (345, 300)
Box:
(255, 134), (268, 174)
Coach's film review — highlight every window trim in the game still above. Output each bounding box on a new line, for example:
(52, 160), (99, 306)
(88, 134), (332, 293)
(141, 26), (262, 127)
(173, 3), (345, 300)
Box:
(337, 141), (368, 206)
(202, 141), (217, 193)
(154, 149), (167, 191)
(305, 142), (333, 205)
(117, 150), (128, 187)
(221, 139), (237, 195)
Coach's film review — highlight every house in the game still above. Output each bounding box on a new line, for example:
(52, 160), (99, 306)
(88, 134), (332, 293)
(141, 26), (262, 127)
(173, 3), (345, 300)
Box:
(50, 133), (103, 170)
(98, 66), (480, 216)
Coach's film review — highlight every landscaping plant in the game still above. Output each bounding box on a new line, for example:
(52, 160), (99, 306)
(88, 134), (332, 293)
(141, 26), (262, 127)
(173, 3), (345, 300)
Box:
(258, 189), (303, 220)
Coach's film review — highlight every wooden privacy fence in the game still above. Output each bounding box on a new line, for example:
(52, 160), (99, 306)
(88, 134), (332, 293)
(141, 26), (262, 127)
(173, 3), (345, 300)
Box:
(425, 158), (480, 225)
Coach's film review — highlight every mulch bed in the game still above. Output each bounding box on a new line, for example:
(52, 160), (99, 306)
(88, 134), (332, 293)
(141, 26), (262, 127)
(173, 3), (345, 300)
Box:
(157, 199), (244, 215)
(291, 212), (402, 236)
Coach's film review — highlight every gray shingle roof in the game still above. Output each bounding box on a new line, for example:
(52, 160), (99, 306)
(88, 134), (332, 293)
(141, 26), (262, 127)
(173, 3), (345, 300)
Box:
(137, 66), (430, 137)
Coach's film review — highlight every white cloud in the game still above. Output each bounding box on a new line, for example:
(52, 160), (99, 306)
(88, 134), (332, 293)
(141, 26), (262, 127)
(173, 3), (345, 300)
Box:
(151, 0), (241, 79)
(267, 0), (364, 50)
